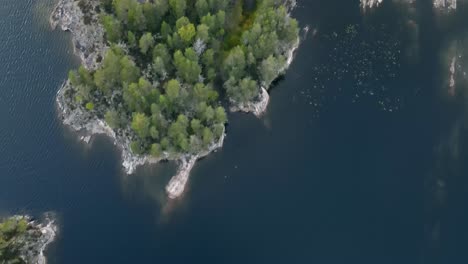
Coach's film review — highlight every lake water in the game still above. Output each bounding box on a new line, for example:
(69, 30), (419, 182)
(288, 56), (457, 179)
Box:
(1, 0), (468, 263)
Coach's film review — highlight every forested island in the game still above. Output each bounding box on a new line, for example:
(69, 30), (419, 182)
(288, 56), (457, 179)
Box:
(51, 0), (300, 198)
(0, 214), (56, 264)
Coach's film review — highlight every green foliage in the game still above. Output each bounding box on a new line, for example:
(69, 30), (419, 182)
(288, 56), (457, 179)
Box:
(169, 0), (186, 18)
(113, 0), (146, 31)
(69, 66), (95, 102)
(102, 14), (122, 43)
(85, 102), (95, 110)
(259, 55), (285, 87)
(79, 66), (93, 86)
(130, 140), (144, 154)
(160, 21), (172, 39)
(202, 127), (213, 146)
(175, 16), (189, 30)
(154, 0), (169, 18)
(152, 57), (167, 78)
(196, 24), (210, 43)
(225, 77), (258, 104)
(208, 0), (227, 13)
(195, 0), (209, 18)
(67, 0), (299, 157)
(200, 13), (216, 30)
(139, 33), (154, 54)
(168, 114), (189, 151)
(150, 143), (162, 157)
(152, 43), (171, 68)
(123, 77), (156, 112)
(120, 55), (141, 84)
(192, 82), (218, 104)
(68, 70), (78, 86)
(213, 123), (224, 138)
(142, 2), (160, 32)
(113, 0), (130, 22)
(284, 18), (300, 44)
(127, 2), (146, 31)
(105, 110), (121, 129)
(150, 126), (159, 139)
(178, 23), (196, 43)
(94, 48), (123, 94)
(214, 106), (227, 123)
(202, 48), (214, 67)
(0, 217), (30, 264)
(127, 31), (136, 47)
(190, 118), (202, 134)
(223, 46), (246, 80)
(132, 112), (150, 139)
(165, 79), (180, 101)
(173, 49), (201, 83)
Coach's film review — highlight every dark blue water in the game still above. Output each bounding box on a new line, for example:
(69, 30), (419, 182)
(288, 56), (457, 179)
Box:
(2, 0), (468, 263)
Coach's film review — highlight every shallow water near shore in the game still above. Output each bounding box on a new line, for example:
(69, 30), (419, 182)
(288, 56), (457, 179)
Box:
(2, 0), (468, 263)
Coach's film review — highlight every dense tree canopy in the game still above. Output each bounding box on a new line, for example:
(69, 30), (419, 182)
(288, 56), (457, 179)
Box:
(0, 217), (29, 263)
(68, 0), (299, 156)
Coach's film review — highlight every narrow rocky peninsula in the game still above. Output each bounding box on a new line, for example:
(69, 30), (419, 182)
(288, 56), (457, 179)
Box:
(0, 214), (57, 264)
(52, 0), (300, 199)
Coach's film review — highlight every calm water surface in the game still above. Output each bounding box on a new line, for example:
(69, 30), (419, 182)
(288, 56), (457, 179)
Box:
(1, 0), (468, 263)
